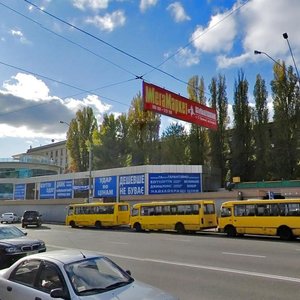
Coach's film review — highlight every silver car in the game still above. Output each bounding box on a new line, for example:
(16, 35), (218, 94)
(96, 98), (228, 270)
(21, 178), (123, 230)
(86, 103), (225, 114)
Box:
(0, 249), (178, 300)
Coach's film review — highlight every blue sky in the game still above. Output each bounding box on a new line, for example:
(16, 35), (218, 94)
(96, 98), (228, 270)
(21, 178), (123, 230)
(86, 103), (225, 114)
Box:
(0, 0), (299, 158)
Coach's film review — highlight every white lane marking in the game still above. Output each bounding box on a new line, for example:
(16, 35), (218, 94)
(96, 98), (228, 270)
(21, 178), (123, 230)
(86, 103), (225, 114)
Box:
(165, 238), (191, 242)
(47, 244), (300, 283)
(108, 241), (129, 245)
(222, 252), (266, 258)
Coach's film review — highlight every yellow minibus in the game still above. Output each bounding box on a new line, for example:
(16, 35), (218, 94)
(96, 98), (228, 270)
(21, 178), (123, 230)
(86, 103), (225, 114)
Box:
(130, 200), (217, 233)
(65, 202), (130, 229)
(218, 199), (300, 240)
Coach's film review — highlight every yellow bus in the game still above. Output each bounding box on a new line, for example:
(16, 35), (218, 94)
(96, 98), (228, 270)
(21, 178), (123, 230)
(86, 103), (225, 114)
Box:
(65, 202), (130, 229)
(130, 200), (217, 233)
(218, 199), (300, 240)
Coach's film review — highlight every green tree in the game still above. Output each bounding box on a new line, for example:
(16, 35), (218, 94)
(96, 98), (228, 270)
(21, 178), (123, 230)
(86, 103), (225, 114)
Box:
(231, 70), (254, 181)
(66, 107), (98, 172)
(253, 74), (270, 180)
(93, 113), (129, 170)
(271, 61), (300, 179)
(187, 76), (209, 165)
(127, 92), (161, 165)
(208, 74), (229, 186)
(160, 122), (190, 164)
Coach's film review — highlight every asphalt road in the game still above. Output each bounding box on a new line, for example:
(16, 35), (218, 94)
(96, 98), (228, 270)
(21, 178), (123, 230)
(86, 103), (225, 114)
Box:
(19, 224), (300, 300)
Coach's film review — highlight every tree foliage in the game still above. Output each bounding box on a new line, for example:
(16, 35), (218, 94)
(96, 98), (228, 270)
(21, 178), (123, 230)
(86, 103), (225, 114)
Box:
(127, 92), (161, 165)
(65, 65), (300, 184)
(187, 76), (209, 165)
(231, 70), (254, 181)
(252, 74), (270, 180)
(208, 74), (229, 185)
(66, 107), (98, 172)
(161, 123), (189, 164)
(271, 62), (300, 179)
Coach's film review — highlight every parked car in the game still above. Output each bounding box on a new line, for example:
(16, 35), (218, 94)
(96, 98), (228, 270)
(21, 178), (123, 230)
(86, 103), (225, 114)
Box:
(0, 249), (178, 300)
(0, 212), (20, 224)
(0, 224), (46, 268)
(21, 210), (42, 228)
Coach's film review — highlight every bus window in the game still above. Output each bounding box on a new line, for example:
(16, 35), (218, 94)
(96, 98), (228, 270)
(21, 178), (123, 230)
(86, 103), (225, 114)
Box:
(131, 208), (139, 217)
(68, 206), (74, 216)
(220, 207), (231, 217)
(162, 205), (171, 215)
(204, 204), (215, 215)
(155, 206), (162, 215)
(234, 205), (246, 216)
(141, 206), (155, 216)
(118, 205), (128, 211)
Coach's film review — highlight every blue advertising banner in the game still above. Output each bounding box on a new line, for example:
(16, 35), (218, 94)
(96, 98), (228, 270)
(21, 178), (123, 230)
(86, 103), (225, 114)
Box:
(149, 173), (201, 194)
(94, 176), (117, 197)
(56, 180), (73, 198)
(40, 181), (55, 199)
(14, 184), (26, 200)
(119, 174), (145, 196)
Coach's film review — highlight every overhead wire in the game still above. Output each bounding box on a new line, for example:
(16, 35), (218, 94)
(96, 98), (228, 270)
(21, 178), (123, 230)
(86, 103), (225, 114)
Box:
(23, 0), (250, 98)
(0, 0), (250, 118)
(0, 1), (138, 78)
(141, 0), (250, 77)
(0, 59), (133, 117)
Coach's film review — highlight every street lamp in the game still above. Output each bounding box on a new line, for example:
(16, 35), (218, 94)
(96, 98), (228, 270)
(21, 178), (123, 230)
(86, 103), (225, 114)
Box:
(59, 120), (93, 203)
(282, 32), (300, 86)
(254, 50), (284, 69)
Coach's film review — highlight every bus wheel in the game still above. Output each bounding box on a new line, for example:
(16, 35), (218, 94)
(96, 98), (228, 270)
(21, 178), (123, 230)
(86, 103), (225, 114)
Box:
(134, 223), (142, 232)
(95, 221), (102, 229)
(70, 221), (76, 228)
(175, 223), (185, 234)
(225, 225), (236, 237)
(278, 226), (293, 240)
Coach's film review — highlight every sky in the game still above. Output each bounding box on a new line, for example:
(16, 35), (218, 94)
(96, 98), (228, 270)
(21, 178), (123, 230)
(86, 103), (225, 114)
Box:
(0, 0), (299, 158)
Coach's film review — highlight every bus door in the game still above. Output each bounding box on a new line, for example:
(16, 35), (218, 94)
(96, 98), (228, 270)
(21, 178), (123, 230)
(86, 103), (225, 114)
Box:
(232, 204), (256, 234)
(117, 204), (130, 225)
(202, 203), (218, 228)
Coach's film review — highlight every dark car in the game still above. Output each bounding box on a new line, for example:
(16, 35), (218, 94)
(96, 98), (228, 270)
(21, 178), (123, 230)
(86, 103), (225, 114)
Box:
(21, 211), (42, 228)
(0, 224), (46, 268)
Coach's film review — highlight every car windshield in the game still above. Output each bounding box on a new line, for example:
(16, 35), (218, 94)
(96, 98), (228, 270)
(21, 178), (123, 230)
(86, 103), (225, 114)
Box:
(64, 256), (133, 295)
(24, 211), (38, 217)
(0, 226), (25, 239)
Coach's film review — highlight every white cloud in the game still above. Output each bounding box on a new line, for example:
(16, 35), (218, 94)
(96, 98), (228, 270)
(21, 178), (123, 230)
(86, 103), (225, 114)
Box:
(72, 0), (109, 10)
(212, 0), (300, 69)
(217, 53), (251, 69)
(174, 47), (200, 67)
(190, 11), (237, 53)
(0, 73), (112, 140)
(167, 2), (190, 23)
(10, 29), (29, 44)
(85, 10), (126, 32)
(3, 73), (50, 101)
(140, 0), (158, 13)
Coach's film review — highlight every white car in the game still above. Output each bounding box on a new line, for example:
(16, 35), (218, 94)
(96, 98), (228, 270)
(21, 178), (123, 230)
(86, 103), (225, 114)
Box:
(0, 213), (19, 224)
(0, 249), (179, 300)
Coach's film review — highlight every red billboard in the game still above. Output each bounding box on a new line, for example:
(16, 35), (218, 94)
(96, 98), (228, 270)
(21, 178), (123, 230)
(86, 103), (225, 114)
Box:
(143, 82), (217, 130)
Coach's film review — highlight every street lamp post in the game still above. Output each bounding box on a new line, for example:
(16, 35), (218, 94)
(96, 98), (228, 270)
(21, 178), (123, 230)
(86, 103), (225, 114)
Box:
(282, 32), (300, 87)
(59, 120), (93, 203)
(254, 50), (284, 69)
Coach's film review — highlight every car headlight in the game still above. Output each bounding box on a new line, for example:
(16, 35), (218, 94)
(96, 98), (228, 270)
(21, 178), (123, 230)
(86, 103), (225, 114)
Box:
(5, 247), (18, 253)
(40, 242), (45, 247)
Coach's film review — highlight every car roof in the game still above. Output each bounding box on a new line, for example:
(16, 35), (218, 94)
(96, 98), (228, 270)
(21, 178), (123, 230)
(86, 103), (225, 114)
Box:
(23, 249), (105, 265)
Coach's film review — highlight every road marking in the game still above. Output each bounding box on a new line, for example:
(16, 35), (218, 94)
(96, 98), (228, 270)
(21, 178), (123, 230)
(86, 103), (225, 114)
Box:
(165, 238), (191, 242)
(222, 252), (266, 258)
(47, 244), (300, 283)
(108, 241), (129, 245)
